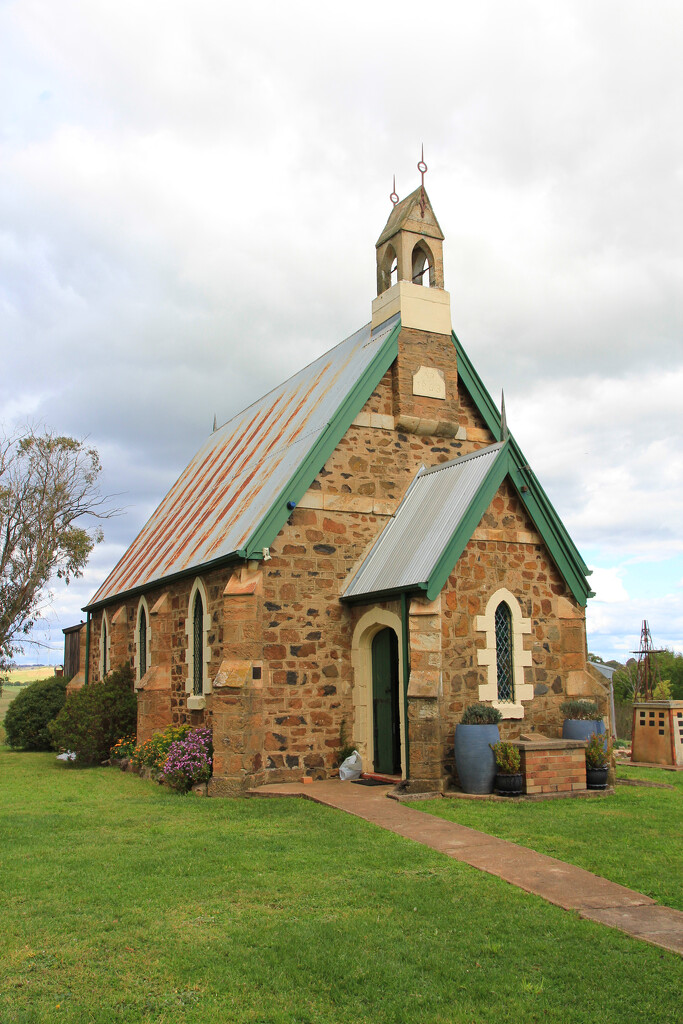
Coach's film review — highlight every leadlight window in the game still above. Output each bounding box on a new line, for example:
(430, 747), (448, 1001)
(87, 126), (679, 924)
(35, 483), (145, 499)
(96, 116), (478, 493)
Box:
(139, 606), (147, 678)
(495, 601), (514, 702)
(193, 591), (204, 696)
(102, 619), (108, 677)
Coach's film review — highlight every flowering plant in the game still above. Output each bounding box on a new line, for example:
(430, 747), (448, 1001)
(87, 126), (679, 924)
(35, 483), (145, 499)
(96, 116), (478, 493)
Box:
(110, 735), (137, 760)
(130, 724), (192, 771)
(160, 727), (213, 793)
(585, 730), (614, 769)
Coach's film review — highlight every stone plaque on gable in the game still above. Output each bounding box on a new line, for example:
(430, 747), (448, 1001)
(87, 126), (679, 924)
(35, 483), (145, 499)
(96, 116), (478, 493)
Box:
(413, 365), (446, 399)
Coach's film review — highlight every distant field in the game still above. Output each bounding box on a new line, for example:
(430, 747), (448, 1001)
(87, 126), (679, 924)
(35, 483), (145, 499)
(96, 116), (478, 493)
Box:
(0, 669), (54, 742)
(7, 666), (54, 684)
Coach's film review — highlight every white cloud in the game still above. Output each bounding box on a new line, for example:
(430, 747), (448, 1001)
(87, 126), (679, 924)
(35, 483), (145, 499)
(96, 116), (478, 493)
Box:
(2, 1), (682, 662)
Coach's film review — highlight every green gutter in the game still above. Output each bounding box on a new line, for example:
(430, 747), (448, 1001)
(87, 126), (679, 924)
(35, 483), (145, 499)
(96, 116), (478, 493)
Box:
(400, 591), (411, 780)
(84, 612), (91, 686)
(83, 552), (241, 614)
(244, 320), (402, 559)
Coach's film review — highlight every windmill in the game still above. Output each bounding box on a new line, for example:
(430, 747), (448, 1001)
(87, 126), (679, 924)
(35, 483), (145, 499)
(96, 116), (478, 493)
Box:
(631, 620), (664, 701)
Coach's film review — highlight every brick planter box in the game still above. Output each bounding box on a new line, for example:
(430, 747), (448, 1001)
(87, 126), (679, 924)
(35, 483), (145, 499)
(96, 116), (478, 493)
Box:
(514, 737), (587, 795)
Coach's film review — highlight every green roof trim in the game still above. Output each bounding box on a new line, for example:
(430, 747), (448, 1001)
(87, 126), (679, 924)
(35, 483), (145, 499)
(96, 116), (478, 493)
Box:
(452, 331), (593, 606)
(243, 319), (402, 559)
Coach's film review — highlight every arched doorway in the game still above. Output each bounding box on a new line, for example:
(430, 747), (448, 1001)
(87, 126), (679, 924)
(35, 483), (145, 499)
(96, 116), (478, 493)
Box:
(371, 627), (401, 774)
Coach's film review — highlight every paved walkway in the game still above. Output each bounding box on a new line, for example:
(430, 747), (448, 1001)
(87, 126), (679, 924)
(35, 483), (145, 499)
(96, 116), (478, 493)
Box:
(250, 780), (683, 956)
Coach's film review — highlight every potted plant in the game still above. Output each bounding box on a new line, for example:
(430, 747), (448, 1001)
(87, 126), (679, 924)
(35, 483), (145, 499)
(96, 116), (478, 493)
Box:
(560, 699), (605, 743)
(585, 730), (614, 790)
(490, 740), (523, 796)
(454, 703), (502, 794)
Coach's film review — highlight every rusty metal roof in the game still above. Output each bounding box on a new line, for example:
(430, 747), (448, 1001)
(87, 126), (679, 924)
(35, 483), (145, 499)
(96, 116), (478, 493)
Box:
(342, 444), (504, 600)
(87, 316), (400, 608)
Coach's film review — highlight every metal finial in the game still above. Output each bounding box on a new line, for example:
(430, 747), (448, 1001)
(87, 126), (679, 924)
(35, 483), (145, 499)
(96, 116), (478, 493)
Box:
(390, 174), (399, 207)
(417, 144), (428, 218)
(212, 413), (217, 433)
(500, 391), (508, 441)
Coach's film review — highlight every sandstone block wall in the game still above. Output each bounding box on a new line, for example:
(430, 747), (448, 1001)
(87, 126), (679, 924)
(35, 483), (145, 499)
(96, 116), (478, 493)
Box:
(440, 478), (608, 780)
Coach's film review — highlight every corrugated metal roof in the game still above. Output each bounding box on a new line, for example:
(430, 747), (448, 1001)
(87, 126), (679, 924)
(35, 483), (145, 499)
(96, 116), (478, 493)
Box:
(87, 316), (399, 608)
(342, 443), (504, 599)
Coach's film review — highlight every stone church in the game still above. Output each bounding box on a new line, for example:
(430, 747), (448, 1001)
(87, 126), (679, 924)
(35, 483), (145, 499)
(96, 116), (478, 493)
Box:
(77, 182), (610, 793)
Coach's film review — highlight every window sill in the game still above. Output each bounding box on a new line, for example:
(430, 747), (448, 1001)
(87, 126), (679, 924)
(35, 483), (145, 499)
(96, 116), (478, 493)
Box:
(187, 695), (206, 711)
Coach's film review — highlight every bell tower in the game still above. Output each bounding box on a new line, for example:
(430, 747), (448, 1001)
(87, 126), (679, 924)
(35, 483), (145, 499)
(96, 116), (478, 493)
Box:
(372, 157), (452, 336)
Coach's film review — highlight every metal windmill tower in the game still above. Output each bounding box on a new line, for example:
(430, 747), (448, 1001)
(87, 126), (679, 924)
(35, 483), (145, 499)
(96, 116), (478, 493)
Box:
(631, 620), (664, 701)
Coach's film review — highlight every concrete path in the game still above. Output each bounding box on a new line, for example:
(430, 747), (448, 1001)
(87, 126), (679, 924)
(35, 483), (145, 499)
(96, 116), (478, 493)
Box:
(250, 780), (683, 956)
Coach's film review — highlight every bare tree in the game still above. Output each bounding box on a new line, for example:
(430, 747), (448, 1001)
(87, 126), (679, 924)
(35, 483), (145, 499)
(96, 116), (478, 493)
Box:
(0, 427), (114, 675)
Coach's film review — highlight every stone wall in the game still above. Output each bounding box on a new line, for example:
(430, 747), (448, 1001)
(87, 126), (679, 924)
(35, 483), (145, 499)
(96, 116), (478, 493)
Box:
(440, 478), (609, 781)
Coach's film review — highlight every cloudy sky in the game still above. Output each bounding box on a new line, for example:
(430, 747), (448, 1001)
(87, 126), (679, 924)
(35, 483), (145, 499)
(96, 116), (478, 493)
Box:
(2, 0), (681, 665)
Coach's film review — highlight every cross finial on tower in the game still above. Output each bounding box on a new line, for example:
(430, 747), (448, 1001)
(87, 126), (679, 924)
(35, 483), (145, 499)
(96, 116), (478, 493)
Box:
(389, 174), (399, 208)
(417, 144), (428, 218)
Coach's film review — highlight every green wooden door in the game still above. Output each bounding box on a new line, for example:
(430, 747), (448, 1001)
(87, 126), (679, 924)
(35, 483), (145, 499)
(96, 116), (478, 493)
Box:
(371, 628), (401, 774)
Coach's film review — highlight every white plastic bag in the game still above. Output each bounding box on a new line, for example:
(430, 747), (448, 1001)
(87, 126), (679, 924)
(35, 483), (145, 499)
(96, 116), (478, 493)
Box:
(339, 750), (362, 781)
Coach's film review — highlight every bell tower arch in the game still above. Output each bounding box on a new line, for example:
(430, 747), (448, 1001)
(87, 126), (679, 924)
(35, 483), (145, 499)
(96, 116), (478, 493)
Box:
(372, 157), (451, 335)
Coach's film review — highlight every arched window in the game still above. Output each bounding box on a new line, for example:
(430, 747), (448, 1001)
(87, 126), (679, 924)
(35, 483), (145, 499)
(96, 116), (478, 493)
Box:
(378, 243), (398, 292)
(494, 602), (514, 702)
(99, 611), (111, 680)
(185, 577), (211, 708)
(411, 241), (433, 286)
(476, 587), (533, 718)
(139, 605), (147, 677)
(134, 597), (151, 685)
(192, 590), (203, 696)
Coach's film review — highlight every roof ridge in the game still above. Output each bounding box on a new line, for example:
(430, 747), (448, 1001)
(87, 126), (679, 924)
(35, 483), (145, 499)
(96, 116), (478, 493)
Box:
(418, 441), (505, 476)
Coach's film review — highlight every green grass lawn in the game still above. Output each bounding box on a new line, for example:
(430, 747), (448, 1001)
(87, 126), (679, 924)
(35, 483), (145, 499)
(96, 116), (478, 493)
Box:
(1, 751), (681, 1024)
(407, 766), (683, 912)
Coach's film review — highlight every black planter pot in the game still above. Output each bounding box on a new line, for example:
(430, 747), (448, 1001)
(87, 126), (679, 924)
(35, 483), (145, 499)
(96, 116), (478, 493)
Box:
(586, 766), (609, 790)
(494, 772), (524, 796)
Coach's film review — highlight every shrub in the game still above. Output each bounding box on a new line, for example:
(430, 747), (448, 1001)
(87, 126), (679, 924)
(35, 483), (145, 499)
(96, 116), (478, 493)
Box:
(585, 730), (614, 769)
(460, 703), (502, 725)
(160, 727), (213, 793)
(110, 735), (137, 760)
(49, 664), (137, 765)
(490, 740), (521, 774)
(130, 724), (193, 771)
(4, 675), (68, 750)
(559, 699), (602, 721)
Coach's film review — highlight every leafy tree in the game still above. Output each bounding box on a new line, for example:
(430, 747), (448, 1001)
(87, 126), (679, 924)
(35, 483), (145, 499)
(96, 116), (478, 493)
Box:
(0, 427), (111, 675)
(655, 650), (683, 701)
(4, 674), (68, 750)
(613, 660), (638, 704)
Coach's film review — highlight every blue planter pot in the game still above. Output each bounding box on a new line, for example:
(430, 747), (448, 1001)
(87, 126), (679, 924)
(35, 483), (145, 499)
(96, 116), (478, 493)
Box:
(562, 718), (606, 748)
(454, 724), (500, 794)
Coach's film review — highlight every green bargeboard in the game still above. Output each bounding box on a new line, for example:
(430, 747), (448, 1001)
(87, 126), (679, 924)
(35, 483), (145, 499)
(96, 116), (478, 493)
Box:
(371, 628), (401, 774)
